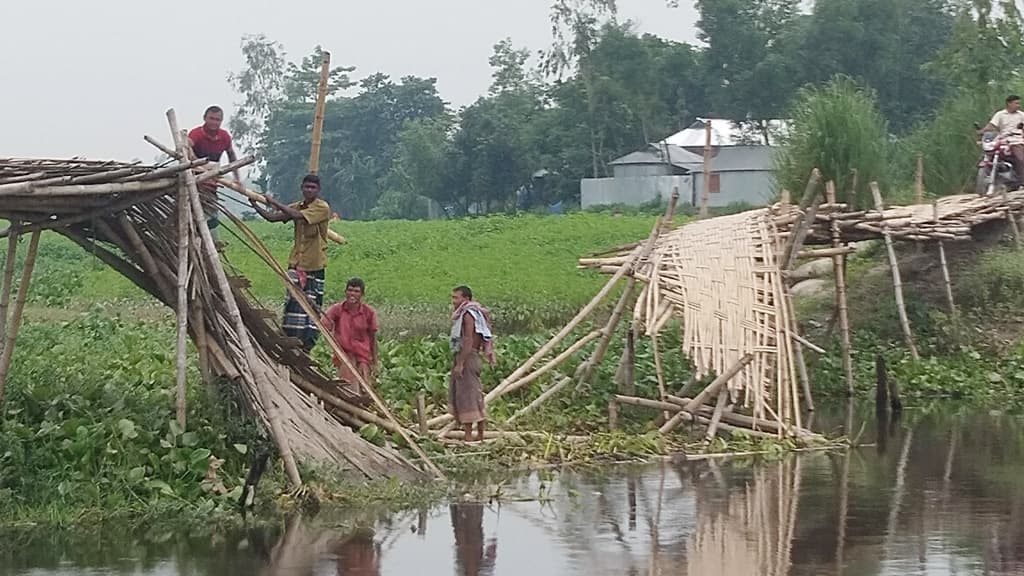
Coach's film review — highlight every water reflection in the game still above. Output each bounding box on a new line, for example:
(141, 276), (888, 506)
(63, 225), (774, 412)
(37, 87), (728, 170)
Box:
(3, 409), (1024, 576)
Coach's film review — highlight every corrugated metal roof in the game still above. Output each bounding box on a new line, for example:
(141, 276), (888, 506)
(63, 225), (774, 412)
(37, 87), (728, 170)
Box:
(609, 144), (704, 170)
(664, 118), (790, 147)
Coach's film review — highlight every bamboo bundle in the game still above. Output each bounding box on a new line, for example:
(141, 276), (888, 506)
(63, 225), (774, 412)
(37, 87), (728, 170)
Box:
(772, 190), (1024, 245)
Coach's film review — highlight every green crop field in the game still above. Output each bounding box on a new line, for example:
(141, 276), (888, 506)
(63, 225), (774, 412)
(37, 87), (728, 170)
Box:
(19, 212), (667, 334)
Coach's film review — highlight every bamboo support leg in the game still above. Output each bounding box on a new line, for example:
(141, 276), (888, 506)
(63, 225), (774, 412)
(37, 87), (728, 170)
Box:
(0, 230), (39, 408)
(871, 183), (919, 361)
(576, 279), (635, 387)
(0, 228), (19, 360)
(704, 388), (729, 441)
(827, 182), (855, 396)
(175, 173), (191, 430)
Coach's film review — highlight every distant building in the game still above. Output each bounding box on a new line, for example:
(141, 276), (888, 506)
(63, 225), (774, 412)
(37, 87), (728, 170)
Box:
(580, 118), (787, 210)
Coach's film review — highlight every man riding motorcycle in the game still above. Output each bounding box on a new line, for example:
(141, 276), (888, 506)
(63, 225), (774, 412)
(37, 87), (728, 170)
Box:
(979, 94), (1024, 180)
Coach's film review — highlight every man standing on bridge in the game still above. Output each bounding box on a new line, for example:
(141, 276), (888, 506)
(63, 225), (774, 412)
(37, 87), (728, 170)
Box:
(187, 105), (241, 242)
(250, 174), (331, 352)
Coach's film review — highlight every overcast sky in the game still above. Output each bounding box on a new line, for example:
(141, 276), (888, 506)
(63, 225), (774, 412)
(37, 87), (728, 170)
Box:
(0, 0), (699, 162)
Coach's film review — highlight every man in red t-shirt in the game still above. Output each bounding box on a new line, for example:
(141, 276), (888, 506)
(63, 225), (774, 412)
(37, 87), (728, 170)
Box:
(187, 106), (241, 243)
(323, 278), (379, 396)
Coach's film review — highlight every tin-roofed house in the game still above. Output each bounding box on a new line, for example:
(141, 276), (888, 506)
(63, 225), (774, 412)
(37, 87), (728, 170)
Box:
(580, 118), (786, 210)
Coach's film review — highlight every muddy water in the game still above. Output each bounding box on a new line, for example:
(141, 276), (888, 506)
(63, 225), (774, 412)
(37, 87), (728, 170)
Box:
(3, 408), (1024, 575)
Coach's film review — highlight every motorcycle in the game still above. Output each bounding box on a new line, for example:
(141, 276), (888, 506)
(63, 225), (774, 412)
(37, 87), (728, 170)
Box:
(975, 122), (1023, 196)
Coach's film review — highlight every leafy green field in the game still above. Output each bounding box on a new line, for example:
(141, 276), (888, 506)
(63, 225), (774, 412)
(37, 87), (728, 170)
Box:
(21, 212), (663, 334)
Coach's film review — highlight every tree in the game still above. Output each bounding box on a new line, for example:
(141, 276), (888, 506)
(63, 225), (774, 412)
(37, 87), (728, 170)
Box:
(373, 117), (454, 219)
(694, 0), (802, 120)
(775, 76), (890, 209)
(227, 34), (287, 183)
(930, 0), (1024, 90)
(800, 0), (955, 132)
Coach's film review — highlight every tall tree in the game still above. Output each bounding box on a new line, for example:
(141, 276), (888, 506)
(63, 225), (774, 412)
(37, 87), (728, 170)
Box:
(801, 0), (955, 132)
(930, 0), (1024, 90)
(694, 0), (802, 120)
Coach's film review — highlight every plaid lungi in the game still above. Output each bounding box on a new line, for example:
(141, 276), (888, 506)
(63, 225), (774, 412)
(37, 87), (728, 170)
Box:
(283, 268), (325, 351)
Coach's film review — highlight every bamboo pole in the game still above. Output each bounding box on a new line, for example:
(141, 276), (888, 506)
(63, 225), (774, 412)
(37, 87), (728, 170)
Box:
(0, 179), (178, 197)
(704, 388), (729, 441)
(415, 392), (428, 435)
(788, 294), (814, 412)
(0, 230), (39, 408)
(505, 375), (573, 425)
(934, 202), (958, 323)
(700, 121), (712, 218)
(914, 154), (924, 205)
(576, 280), (635, 387)
(826, 182), (855, 397)
(870, 182), (919, 361)
(608, 400), (619, 431)
(651, 334), (670, 421)
(143, 134), (348, 245)
(174, 154), (191, 430)
(0, 227), (20, 363)
(308, 51), (331, 175)
(659, 353), (754, 435)
(168, 108), (303, 488)
(216, 206), (444, 480)
(503, 329), (602, 396)
(781, 169), (822, 271)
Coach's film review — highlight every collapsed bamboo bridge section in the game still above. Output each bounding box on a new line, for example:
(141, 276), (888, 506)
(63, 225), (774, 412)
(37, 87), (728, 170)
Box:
(0, 110), (435, 486)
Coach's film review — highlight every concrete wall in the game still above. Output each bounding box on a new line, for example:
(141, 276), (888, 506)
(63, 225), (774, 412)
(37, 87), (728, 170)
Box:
(612, 163), (673, 179)
(581, 175), (693, 209)
(692, 170), (776, 207)
(581, 170), (775, 209)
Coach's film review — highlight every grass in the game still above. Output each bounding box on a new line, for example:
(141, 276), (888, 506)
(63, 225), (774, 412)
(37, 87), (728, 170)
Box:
(17, 212), (668, 335)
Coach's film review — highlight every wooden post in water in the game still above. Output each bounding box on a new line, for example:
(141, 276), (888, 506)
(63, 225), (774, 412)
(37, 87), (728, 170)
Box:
(700, 120), (712, 218)
(308, 51), (331, 175)
(827, 182), (855, 396)
(871, 183), (919, 361)
(0, 230), (39, 408)
(875, 354), (889, 417)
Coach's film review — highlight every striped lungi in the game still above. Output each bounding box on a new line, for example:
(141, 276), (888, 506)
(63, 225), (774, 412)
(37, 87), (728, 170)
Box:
(283, 268), (325, 351)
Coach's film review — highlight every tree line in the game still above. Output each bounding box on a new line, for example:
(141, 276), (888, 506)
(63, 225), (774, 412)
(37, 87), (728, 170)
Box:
(228, 0), (1024, 219)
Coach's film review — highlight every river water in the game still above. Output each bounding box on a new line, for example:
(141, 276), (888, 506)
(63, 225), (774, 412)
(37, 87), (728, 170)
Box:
(2, 408), (1023, 575)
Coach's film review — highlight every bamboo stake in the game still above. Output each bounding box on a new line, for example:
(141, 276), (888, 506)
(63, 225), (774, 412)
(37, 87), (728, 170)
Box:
(659, 353), (754, 435)
(826, 182), (855, 397)
(0, 230), (39, 408)
(174, 160), (191, 430)
(700, 120), (712, 218)
(415, 392), (428, 435)
(0, 227), (19, 363)
(934, 201), (958, 324)
(615, 326), (636, 395)
(168, 108), (303, 488)
(914, 154), (924, 205)
(871, 182), (919, 361)
(651, 334), (670, 421)
(309, 51), (331, 175)
(608, 400), (619, 431)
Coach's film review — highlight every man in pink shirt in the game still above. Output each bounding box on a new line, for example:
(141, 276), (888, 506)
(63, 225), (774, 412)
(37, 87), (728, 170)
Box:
(324, 278), (379, 396)
(187, 106), (241, 243)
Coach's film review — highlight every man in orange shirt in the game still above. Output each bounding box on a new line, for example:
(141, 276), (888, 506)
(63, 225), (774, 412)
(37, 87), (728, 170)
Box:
(324, 278), (379, 395)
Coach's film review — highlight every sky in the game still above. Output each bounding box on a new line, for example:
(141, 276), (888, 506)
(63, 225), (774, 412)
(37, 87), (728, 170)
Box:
(0, 0), (699, 162)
